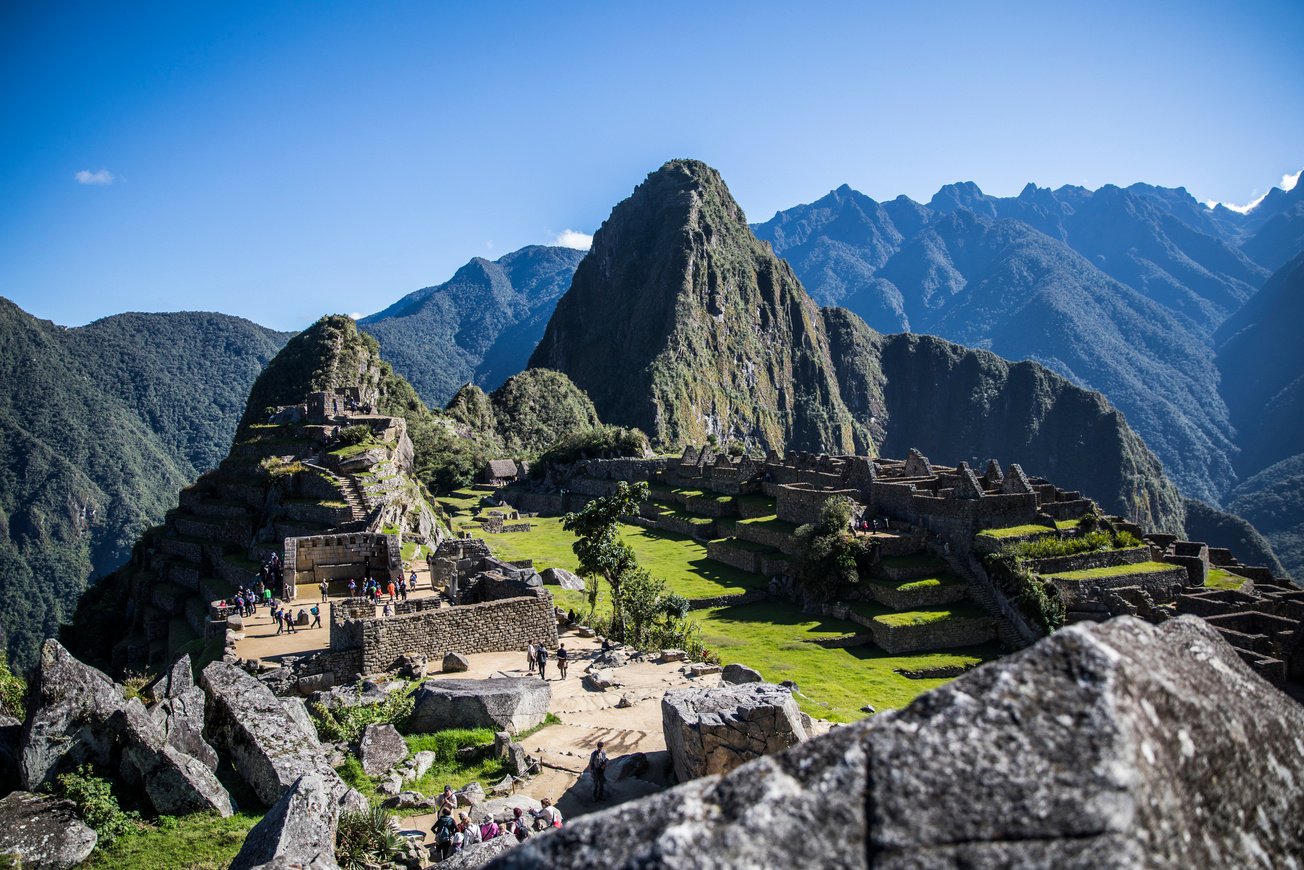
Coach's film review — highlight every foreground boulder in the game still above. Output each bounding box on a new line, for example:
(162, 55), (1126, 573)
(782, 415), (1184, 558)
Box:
(357, 723), (407, 776)
(113, 699), (232, 817)
(201, 661), (348, 808)
(0, 791), (97, 870)
(661, 682), (808, 782)
(19, 639), (127, 789)
(493, 617), (1304, 868)
(149, 654), (220, 770)
(229, 773), (341, 870)
(409, 678), (549, 734)
(443, 652), (470, 673)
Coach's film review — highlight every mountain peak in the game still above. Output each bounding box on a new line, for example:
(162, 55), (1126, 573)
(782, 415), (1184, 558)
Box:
(529, 160), (862, 452)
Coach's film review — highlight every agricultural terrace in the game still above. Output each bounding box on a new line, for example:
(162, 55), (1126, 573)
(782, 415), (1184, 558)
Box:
(437, 489), (998, 721)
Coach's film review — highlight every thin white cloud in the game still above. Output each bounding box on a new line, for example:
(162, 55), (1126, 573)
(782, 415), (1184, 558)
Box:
(1204, 168), (1301, 214)
(551, 229), (593, 250)
(348, 312), (364, 320)
(74, 169), (115, 186)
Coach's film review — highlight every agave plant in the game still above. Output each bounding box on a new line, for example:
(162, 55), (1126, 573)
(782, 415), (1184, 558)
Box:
(336, 806), (408, 869)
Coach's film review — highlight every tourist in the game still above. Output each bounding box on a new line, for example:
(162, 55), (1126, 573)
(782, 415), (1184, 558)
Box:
(262, 587), (273, 607)
(274, 609), (285, 635)
(387, 579), (396, 601)
(527, 641), (537, 674)
(400, 577), (409, 601)
(589, 740), (608, 800)
(557, 644), (569, 679)
(382, 602), (392, 618)
(510, 807), (531, 841)
(432, 809), (457, 861)
(600, 637), (612, 653)
(440, 785), (456, 814)
(286, 609), (297, 633)
(347, 578), (356, 599)
(478, 816), (499, 842)
(319, 579), (329, 602)
(533, 798), (563, 830)
(409, 568), (418, 588)
(536, 643), (548, 680)
(458, 812), (481, 847)
(310, 604), (322, 628)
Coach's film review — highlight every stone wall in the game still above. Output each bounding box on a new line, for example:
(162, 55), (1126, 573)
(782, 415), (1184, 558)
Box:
(859, 613), (996, 654)
(355, 595), (558, 674)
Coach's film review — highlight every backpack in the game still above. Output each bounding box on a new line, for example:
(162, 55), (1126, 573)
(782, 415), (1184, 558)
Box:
(435, 816), (456, 844)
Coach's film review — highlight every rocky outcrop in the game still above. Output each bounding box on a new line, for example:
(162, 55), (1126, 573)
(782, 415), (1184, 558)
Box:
(113, 699), (232, 817)
(149, 655), (219, 771)
(720, 663), (762, 684)
(494, 617), (1304, 868)
(540, 567), (585, 591)
(442, 652), (470, 673)
(20, 639), (127, 790)
(409, 678), (550, 734)
(229, 773), (341, 870)
(200, 661), (347, 808)
(661, 682), (809, 783)
(357, 723), (407, 777)
(0, 791), (98, 870)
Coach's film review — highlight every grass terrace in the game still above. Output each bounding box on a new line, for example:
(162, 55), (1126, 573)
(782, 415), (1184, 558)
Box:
(736, 514), (799, 534)
(866, 572), (964, 593)
(1042, 561), (1180, 582)
(81, 812), (262, 870)
(976, 523), (1057, 541)
(1206, 567), (1251, 591)
(869, 602), (987, 627)
(695, 601), (1000, 720)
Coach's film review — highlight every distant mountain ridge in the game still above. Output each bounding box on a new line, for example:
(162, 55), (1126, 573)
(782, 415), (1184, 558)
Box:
(753, 173), (1303, 507)
(360, 245), (586, 407)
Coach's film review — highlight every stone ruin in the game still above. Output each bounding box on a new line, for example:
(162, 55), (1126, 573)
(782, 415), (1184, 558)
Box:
(283, 531), (401, 600)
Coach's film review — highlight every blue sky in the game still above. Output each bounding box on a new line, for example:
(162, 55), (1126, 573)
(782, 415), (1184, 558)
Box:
(2, 1), (1301, 331)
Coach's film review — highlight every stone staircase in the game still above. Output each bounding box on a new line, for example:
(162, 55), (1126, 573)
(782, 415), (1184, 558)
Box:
(303, 461), (369, 528)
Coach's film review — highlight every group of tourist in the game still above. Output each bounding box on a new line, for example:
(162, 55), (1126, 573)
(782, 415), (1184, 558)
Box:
(230, 583), (272, 617)
(342, 575), (412, 603)
(430, 798), (564, 861)
(273, 603), (321, 633)
(525, 642), (569, 679)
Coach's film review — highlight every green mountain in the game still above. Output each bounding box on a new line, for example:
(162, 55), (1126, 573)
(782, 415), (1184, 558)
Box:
(530, 160), (1185, 534)
(1215, 252), (1304, 579)
(359, 245), (586, 407)
(530, 159), (864, 454)
(0, 299), (287, 668)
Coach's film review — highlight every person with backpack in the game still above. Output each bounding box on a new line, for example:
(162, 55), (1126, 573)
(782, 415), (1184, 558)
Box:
(458, 812), (481, 847)
(589, 740), (608, 800)
(510, 807), (531, 842)
(533, 798), (563, 830)
(433, 809), (457, 861)
(536, 643), (548, 680)
(274, 608), (285, 636)
(319, 579), (329, 602)
(310, 604), (321, 628)
(556, 644), (569, 679)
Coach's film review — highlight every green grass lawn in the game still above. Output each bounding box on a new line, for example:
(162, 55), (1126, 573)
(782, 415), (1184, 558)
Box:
(437, 488), (484, 517)
(81, 812), (262, 870)
(473, 515), (767, 614)
(1043, 560), (1180, 582)
(866, 572), (963, 592)
(695, 601), (999, 721)
(871, 602), (987, 627)
(736, 514), (799, 534)
(1055, 518), (1082, 531)
(975, 523), (1058, 540)
(1206, 567), (1250, 591)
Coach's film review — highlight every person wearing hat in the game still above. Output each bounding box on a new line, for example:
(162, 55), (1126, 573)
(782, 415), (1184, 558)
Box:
(588, 740), (609, 800)
(459, 811), (482, 847)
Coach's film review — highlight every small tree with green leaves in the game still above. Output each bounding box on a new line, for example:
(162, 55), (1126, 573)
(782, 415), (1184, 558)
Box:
(793, 495), (867, 601)
(562, 480), (649, 642)
(619, 568), (667, 648)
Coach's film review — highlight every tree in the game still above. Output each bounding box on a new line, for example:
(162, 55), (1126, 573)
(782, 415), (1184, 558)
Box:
(561, 480), (649, 641)
(618, 568), (667, 648)
(792, 495), (866, 601)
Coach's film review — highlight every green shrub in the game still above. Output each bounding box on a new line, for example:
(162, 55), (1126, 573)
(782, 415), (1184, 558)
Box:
(336, 425), (373, 447)
(533, 425), (649, 472)
(0, 653), (26, 718)
(311, 686), (414, 743)
(792, 495), (868, 601)
(336, 807), (406, 869)
(56, 765), (139, 845)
